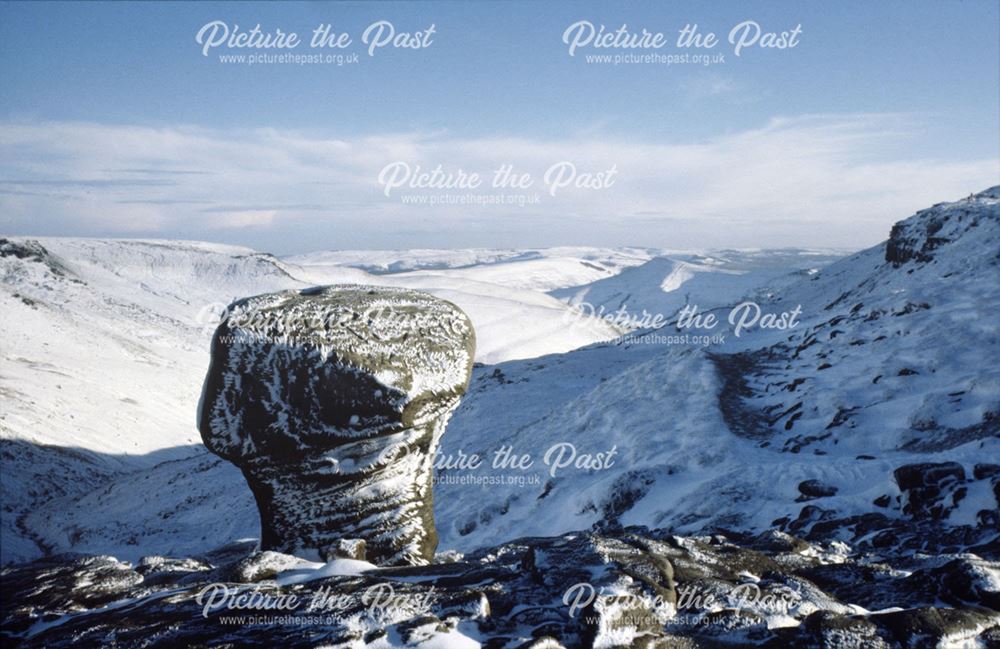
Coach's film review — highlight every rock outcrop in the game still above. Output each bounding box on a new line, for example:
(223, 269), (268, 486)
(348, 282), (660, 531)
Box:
(884, 185), (1000, 266)
(894, 462), (968, 520)
(3, 529), (997, 648)
(198, 285), (475, 566)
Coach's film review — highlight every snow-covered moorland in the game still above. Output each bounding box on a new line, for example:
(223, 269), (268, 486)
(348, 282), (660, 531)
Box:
(1, 187), (998, 647)
(0, 236), (840, 565)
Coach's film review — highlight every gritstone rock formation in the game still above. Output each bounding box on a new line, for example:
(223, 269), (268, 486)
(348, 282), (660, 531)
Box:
(4, 529), (999, 648)
(197, 285), (475, 566)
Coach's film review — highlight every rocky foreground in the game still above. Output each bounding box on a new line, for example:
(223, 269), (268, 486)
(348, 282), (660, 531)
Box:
(2, 527), (998, 648)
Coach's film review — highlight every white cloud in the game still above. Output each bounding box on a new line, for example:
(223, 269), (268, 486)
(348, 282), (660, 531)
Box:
(0, 115), (995, 252)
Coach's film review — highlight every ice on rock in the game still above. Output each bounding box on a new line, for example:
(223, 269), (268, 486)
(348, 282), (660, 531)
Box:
(198, 285), (475, 566)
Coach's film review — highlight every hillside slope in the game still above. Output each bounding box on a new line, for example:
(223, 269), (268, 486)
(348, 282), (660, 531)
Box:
(5, 189), (996, 568)
(0, 240), (629, 563)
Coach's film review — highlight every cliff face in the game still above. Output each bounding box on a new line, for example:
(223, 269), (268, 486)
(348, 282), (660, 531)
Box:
(198, 285), (475, 566)
(885, 186), (1000, 265)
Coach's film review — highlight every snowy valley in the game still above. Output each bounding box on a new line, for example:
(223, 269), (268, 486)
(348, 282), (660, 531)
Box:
(1, 188), (998, 647)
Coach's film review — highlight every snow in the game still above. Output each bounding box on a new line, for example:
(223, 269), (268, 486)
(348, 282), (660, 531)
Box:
(0, 239), (624, 454)
(286, 246), (655, 279)
(0, 239), (654, 563)
(551, 249), (843, 326)
(2, 188), (997, 569)
(276, 558), (378, 585)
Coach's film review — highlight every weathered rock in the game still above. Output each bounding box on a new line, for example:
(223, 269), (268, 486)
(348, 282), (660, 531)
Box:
(0, 554), (143, 636)
(797, 479), (838, 500)
(894, 462), (967, 520)
(231, 550), (308, 583)
(884, 186), (1000, 266)
(3, 529), (998, 648)
(783, 610), (890, 648)
(328, 538), (367, 561)
(0, 238), (72, 277)
(135, 555), (213, 587)
(198, 285), (475, 566)
(973, 463), (1000, 480)
(873, 607), (1000, 647)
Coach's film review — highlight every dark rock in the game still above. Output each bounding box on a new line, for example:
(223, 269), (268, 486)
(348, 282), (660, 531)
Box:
(871, 530), (899, 548)
(797, 479), (839, 500)
(974, 463), (1000, 480)
(894, 462), (968, 520)
(894, 463), (966, 491)
(0, 554), (142, 635)
(0, 238), (72, 277)
(231, 550), (307, 583)
(198, 285), (475, 566)
(3, 529), (998, 648)
(746, 529), (811, 554)
(786, 610), (888, 648)
(135, 555), (212, 587)
(872, 607), (1000, 647)
(326, 538), (367, 561)
(924, 557), (1000, 609)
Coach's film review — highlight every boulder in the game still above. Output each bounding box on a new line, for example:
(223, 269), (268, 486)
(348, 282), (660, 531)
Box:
(797, 479), (838, 500)
(198, 285), (475, 566)
(893, 462), (966, 520)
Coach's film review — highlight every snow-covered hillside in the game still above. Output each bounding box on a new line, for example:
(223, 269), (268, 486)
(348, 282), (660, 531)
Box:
(437, 189), (1000, 553)
(286, 246), (656, 280)
(0, 240), (644, 563)
(550, 249), (842, 325)
(3, 189), (997, 575)
(0, 236), (839, 565)
(288, 247), (665, 363)
(0, 239), (632, 459)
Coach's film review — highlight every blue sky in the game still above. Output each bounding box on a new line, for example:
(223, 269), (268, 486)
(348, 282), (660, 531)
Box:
(1, 0), (997, 254)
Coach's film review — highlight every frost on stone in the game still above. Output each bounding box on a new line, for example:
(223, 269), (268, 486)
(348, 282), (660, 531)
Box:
(197, 285), (475, 566)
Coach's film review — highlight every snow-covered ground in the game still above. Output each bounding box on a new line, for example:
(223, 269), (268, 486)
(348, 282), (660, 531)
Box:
(549, 249), (840, 317)
(0, 237), (835, 564)
(2, 189), (997, 570)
